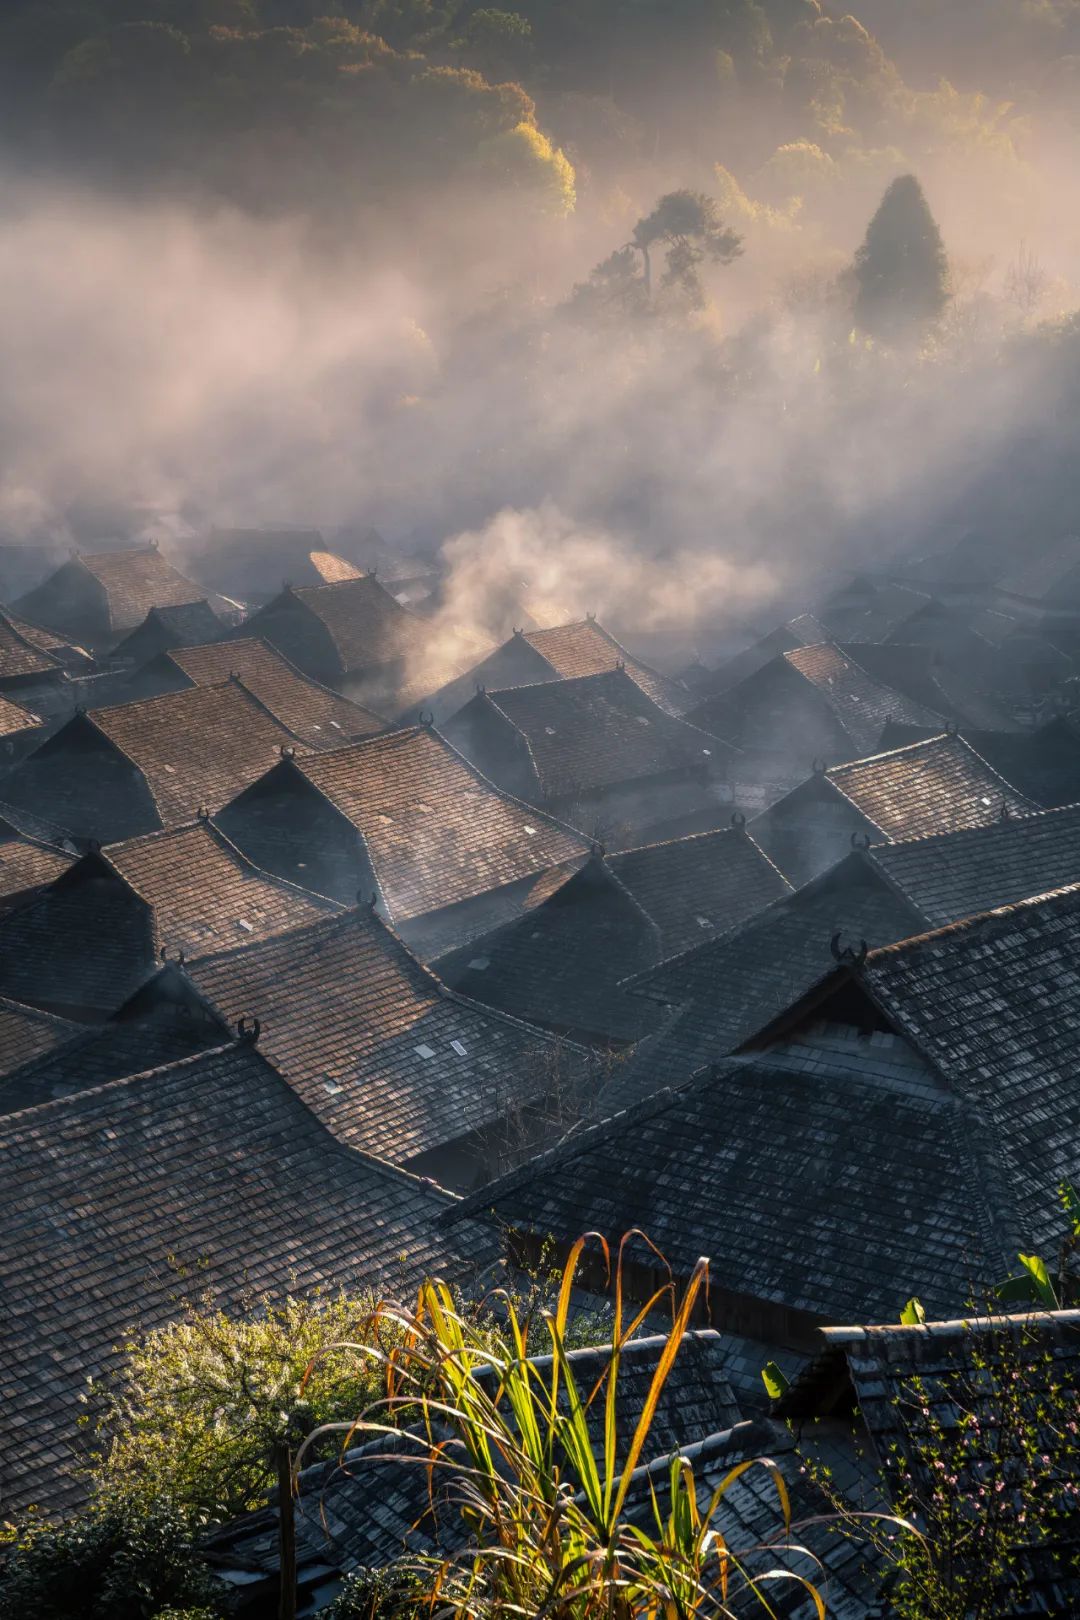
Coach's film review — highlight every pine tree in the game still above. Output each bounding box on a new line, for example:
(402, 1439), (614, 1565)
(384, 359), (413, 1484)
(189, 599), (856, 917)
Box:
(853, 174), (949, 340)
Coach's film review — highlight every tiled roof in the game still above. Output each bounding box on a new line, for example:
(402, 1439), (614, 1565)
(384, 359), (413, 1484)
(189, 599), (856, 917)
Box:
(523, 620), (694, 715)
(783, 643), (945, 753)
(107, 819), (338, 953)
(0, 1039), (497, 1514)
(827, 733), (1037, 839)
(880, 716), (1080, 810)
(0, 1007), (221, 1115)
(90, 680), (303, 825)
(609, 824), (792, 955)
(602, 855), (925, 1112)
(421, 620), (694, 727)
(434, 855), (665, 1045)
(999, 534), (1080, 603)
(0, 822), (335, 1015)
(869, 801), (1080, 929)
(816, 579), (932, 641)
(0, 833), (74, 906)
(0, 607), (63, 681)
(243, 576), (430, 680)
(694, 620), (821, 697)
(0, 690), (40, 737)
(110, 599), (225, 664)
(454, 1053), (1008, 1325)
(308, 549), (363, 583)
(862, 883), (1080, 1256)
(294, 726), (587, 922)
(447, 670), (730, 801)
(167, 637), (384, 745)
(16, 546), (211, 636)
(186, 907), (589, 1169)
(0, 995), (80, 1081)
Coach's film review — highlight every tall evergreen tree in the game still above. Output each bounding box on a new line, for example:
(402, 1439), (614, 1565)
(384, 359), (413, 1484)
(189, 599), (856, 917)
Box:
(853, 174), (949, 340)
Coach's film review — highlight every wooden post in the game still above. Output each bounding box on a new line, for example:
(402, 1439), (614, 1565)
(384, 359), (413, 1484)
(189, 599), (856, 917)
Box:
(276, 1437), (297, 1620)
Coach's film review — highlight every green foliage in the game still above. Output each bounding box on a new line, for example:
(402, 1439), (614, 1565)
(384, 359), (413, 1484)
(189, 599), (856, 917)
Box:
(859, 1323), (1080, 1619)
(760, 1359), (790, 1400)
(299, 1236), (833, 1617)
(88, 1288), (398, 1524)
(0, 1497), (230, 1620)
(853, 173), (949, 340)
(993, 1182), (1080, 1309)
(900, 1297), (928, 1325)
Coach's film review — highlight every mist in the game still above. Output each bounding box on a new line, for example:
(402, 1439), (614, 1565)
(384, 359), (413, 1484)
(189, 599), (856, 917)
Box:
(4, 18), (1080, 661)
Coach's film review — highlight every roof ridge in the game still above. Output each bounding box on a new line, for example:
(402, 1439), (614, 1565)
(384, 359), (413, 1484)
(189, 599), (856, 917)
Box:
(0, 1034), (250, 1126)
(0, 993), (80, 1032)
(866, 878), (1080, 962)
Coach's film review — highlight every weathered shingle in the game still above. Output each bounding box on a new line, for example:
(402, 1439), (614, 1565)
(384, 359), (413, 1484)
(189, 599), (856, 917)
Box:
(15, 545), (217, 639)
(109, 599), (226, 665)
(167, 637), (384, 745)
(603, 854), (925, 1111)
(0, 995), (80, 1081)
(186, 907), (589, 1176)
(0, 1039), (497, 1514)
(862, 883), (1080, 1257)
(749, 734), (1038, 887)
(443, 669), (733, 833)
(240, 576), (431, 682)
(869, 800), (1080, 928)
(0, 606), (64, 683)
(421, 619), (694, 725)
(285, 726), (587, 921)
(453, 1053), (1009, 1327)
(435, 827), (790, 1046)
(0, 821), (336, 1016)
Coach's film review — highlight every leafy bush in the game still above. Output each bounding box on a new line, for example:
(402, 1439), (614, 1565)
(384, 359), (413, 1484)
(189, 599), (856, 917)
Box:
(0, 1497), (230, 1620)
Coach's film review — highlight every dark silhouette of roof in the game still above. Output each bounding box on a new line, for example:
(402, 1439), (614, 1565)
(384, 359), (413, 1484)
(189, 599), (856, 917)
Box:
(1, 681), (304, 841)
(0, 820), (336, 1016)
(15, 545), (222, 639)
(452, 1053), (1010, 1326)
(444, 669), (732, 803)
(239, 576), (430, 682)
(0, 1038), (497, 1515)
(109, 599), (226, 665)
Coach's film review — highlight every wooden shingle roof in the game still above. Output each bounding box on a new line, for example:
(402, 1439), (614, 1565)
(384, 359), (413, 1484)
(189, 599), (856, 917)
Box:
(435, 827), (791, 1046)
(602, 855), (925, 1112)
(243, 576), (429, 680)
(448, 670), (731, 801)
(0, 995), (80, 1081)
(186, 907), (589, 1170)
(869, 800), (1080, 929)
(294, 726), (588, 922)
(0, 1039), (497, 1514)
(782, 643), (945, 753)
(861, 884), (1080, 1257)
(0, 821), (336, 1015)
(16, 545), (215, 637)
(167, 637), (384, 745)
(0, 607), (63, 682)
(109, 599), (225, 664)
(826, 733), (1037, 839)
(453, 1053), (1009, 1326)
(90, 679), (304, 825)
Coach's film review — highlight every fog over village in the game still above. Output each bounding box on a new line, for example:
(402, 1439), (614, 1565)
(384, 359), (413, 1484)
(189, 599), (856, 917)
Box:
(3, 4), (1080, 1617)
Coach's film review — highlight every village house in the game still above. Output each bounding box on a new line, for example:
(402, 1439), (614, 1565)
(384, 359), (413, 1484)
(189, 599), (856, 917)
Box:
(216, 723), (589, 958)
(441, 668), (736, 849)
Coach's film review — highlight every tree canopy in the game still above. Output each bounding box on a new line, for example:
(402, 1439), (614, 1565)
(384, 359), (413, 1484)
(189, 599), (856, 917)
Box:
(853, 174), (950, 341)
